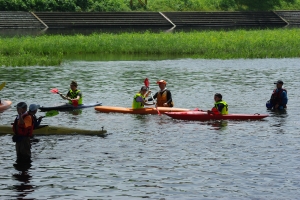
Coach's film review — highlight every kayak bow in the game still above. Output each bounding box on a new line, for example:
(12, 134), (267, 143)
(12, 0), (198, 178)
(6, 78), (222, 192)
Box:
(0, 100), (12, 112)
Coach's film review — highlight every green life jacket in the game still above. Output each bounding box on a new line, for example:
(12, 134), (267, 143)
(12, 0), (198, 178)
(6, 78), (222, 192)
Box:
(132, 93), (145, 109)
(214, 100), (228, 115)
(68, 89), (82, 105)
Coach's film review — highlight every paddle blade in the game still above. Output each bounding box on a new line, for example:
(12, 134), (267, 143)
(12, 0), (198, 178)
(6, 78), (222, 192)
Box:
(45, 110), (59, 117)
(0, 82), (6, 91)
(144, 78), (149, 88)
(50, 88), (59, 94)
(157, 108), (161, 115)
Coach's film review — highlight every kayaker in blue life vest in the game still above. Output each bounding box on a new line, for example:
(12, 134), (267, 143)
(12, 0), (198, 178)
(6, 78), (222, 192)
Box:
(266, 80), (288, 110)
(132, 86), (154, 109)
(58, 81), (82, 105)
(209, 93), (228, 115)
(28, 104), (43, 129)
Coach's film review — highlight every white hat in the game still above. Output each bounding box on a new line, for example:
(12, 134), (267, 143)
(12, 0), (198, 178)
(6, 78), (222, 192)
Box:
(29, 104), (40, 111)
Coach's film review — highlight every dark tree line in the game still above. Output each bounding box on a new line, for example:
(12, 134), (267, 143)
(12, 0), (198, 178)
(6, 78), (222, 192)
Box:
(0, 0), (297, 12)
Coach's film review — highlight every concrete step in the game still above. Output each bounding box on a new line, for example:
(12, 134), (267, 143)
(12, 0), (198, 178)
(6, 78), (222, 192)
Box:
(163, 11), (287, 27)
(0, 11), (45, 29)
(34, 12), (173, 28)
(275, 11), (300, 25)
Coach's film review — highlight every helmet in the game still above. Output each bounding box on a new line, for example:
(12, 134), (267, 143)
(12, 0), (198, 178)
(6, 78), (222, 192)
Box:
(266, 100), (273, 109)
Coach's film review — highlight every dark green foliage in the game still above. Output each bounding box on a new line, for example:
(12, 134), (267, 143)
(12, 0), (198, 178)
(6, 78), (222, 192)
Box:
(219, 0), (296, 10)
(0, 0), (299, 11)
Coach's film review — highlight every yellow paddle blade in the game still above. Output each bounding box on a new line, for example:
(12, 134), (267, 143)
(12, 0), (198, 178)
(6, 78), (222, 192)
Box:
(0, 82), (6, 91)
(45, 110), (59, 117)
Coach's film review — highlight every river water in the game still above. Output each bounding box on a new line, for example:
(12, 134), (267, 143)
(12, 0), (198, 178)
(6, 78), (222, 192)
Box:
(0, 58), (299, 199)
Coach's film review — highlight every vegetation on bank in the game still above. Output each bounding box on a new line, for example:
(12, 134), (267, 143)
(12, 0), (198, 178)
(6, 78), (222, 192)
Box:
(0, 29), (299, 66)
(0, 0), (300, 11)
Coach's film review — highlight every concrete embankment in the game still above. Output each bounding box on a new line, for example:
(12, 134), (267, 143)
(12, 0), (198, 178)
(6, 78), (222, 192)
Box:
(0, 11), (299, 31)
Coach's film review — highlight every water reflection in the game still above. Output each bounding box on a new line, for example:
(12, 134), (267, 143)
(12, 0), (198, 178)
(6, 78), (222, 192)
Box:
(207, 120), (228, 131)
(12, 159), (34, 199)
(63, 109), (83, 116)
(268, 109), (288, 134)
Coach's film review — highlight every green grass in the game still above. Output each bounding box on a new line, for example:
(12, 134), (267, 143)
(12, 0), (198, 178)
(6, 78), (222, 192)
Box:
(1, 28), (300, 66)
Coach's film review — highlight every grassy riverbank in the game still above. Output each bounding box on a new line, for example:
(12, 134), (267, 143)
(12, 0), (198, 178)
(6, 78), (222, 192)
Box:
(1, 28), (300, 66)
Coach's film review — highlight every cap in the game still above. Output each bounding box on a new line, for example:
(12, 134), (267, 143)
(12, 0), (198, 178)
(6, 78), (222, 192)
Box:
(274, 80), (284, 84)
(29, 104), (40, 111)
(16, 102), (27, 108)
(156, 80), (167, 85)
(70, 80), (78, 87)
(140, 86), (148, 91)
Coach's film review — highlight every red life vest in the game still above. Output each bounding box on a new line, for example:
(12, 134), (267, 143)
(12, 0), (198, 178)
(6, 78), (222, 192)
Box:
(12, 113), (34, 137)
(271, 88), (287, 106)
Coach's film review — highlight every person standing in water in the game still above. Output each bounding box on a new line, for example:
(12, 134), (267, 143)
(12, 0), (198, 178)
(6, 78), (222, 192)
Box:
(267, 80), (288, 110)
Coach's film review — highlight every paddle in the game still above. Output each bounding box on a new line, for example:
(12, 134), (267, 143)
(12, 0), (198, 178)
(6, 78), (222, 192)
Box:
(144, 78), (161, 115)
(0, 82), (5, 91)
(50, 88), (78, 107)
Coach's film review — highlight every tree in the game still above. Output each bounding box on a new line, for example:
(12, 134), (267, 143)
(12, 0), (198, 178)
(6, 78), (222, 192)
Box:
(220, 0), (295, 10)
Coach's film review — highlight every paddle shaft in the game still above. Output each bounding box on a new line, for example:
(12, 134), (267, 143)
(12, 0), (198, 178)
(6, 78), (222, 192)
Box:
(144, 78), (161, 115)
(149, 90), (161, 115)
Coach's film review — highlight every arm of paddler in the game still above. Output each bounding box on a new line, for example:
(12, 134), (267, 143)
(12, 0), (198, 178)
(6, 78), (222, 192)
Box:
(147, 92), (158, 101)
(58, 92), (72, 101)
(136, 96), (154, 106)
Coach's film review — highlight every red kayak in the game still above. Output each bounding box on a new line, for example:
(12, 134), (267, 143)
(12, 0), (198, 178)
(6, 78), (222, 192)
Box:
(165, 110), (269, 121)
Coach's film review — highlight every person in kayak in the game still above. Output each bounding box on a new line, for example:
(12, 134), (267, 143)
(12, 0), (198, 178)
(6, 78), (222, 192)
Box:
(132, 86), (154, 109)
(148, 80), (174, 107)
(266, 80), (288, 110)
(58, 81), (82, 105)
(209, 93), (228, 115)
(12, 102), (34, 162)
(28, 104), (43, 129)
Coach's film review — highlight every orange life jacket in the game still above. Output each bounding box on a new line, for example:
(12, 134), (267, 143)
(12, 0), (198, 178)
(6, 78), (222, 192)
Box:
(156, 90), (173, 107)
(12, 113), (34, 137)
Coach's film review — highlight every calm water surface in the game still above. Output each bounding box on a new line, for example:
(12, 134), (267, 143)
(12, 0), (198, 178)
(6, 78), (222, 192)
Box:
(0, 58), (299, 199)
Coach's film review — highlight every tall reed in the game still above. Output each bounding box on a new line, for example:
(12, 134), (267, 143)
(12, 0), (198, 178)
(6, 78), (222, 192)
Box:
(1, 29), (299, 66)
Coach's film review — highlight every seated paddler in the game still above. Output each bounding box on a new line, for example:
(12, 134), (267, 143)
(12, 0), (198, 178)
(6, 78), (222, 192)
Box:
(132, 86), (154, 109)
(208, 93), (228, 115)
(148, 80), (174, 107)
(58, 81), (82, 105)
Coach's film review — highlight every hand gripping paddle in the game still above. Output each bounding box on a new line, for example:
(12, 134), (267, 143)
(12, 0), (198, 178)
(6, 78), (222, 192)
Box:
(50, 88), (78, 107)
(144, 78), (161, 115)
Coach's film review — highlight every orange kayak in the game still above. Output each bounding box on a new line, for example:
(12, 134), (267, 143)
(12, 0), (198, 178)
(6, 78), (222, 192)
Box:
(0, 100), (12, 112)
(95, 106), (190, 114)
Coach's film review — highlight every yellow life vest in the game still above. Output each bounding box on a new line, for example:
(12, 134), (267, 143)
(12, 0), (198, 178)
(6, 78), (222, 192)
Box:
(132, 93), (145, 109)
(214, 100), (228, 115)
(68, 89), (83, 104)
